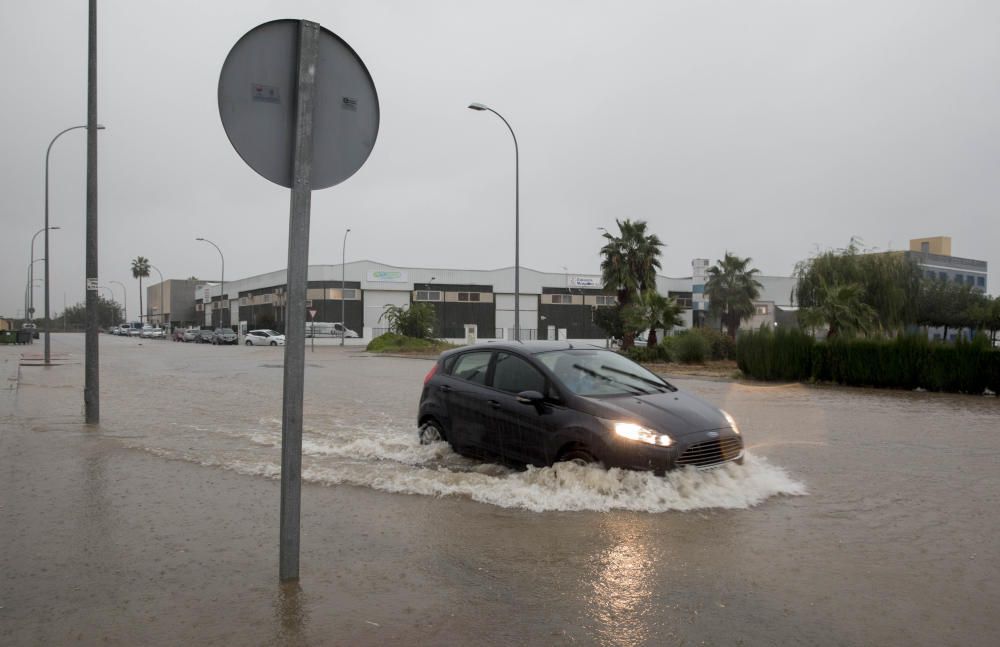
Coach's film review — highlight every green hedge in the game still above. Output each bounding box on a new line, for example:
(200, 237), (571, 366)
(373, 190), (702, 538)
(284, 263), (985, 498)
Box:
(737, 328), (1000, 394)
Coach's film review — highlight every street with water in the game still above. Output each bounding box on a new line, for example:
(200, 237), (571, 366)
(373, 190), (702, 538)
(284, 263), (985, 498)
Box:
(2, 334), (998, 645)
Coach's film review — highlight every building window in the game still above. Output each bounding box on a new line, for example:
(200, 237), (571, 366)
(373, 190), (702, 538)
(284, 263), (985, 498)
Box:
(755, 305), (769, 315)
(342, 289), (357, 299)
(938, 272), (947, 281)
(550, 294), (573, 304)
(955, 274), (963, 284)
(457, 292), (481, 302)
(261, 294), (273, 304)
(595, 295), (616, 306)
(977, 276), (986, 287)
(414, 290), (441, 302)
(240, 297), (249, 306)
(921, 242), (929, 253)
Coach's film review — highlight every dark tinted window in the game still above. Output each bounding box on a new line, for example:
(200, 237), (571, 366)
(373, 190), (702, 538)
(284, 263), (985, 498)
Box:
(492, 353), (547, 394)
(451, 352), (492, 385)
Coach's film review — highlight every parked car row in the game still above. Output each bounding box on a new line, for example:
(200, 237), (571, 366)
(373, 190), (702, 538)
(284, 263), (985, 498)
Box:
(109, 324), (290, 347)
(170, 327), (285, 346)
(109, 324), (164, 338)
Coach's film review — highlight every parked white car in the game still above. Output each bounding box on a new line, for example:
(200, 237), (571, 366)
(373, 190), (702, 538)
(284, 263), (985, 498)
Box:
(245, 329), (285, 346)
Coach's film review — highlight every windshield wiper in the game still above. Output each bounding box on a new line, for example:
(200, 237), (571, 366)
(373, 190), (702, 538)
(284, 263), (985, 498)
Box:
(572, 364), (649, 395)
(600, 365), (675, 392)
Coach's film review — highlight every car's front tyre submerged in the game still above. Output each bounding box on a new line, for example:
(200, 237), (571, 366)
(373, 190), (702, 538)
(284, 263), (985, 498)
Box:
(418, 420), (445, 445)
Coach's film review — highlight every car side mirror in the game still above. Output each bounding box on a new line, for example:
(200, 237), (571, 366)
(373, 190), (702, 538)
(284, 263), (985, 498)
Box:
(516, 390), (545, 405)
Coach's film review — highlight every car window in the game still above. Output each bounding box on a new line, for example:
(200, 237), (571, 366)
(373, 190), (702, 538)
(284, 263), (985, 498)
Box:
(451, 352), (492, 385)
(492, 352), (547, 395)
(537, 349), (674, 396)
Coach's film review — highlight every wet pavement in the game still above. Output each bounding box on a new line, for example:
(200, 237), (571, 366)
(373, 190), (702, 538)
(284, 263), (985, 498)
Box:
(1, 333), (998, 646)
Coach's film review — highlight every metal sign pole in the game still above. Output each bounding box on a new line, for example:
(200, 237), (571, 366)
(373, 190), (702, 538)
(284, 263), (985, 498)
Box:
(84, 0), (99, 423)
(279, 19), (319, 582)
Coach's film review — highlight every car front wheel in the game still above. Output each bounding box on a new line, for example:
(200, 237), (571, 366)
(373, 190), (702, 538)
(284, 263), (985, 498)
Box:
(418, 420), (445, 445)
(245, 340), (253, 346)
(270, 341), (277, 346)
(558, 447), (597, 467)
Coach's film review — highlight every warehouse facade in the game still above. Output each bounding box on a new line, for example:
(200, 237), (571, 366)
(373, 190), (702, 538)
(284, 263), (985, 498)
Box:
(177, 259), (796, 340)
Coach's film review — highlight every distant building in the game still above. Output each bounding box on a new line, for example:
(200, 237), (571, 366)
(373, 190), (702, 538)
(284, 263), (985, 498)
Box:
(146, 279), (212, 327)
(905, 236), (988, 293)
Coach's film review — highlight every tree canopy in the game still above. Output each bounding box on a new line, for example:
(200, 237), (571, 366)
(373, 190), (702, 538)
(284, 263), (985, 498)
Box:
(705, 252), (762, 339)
(599, 219), (664, 348)
(793, 239), (921, 336)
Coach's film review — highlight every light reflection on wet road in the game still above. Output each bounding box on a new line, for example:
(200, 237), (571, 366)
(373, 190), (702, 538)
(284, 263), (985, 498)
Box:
(2, 334), (999, 646)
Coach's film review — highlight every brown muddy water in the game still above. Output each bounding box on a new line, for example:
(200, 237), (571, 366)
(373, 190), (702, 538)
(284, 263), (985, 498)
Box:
(2, 334), (998, 646)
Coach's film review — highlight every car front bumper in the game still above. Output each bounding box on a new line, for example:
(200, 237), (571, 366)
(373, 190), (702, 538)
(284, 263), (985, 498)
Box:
(601, 428), (744, 474)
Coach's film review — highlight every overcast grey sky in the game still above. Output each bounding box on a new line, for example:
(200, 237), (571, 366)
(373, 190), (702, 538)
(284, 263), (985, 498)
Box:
(2, 0), (998, 318)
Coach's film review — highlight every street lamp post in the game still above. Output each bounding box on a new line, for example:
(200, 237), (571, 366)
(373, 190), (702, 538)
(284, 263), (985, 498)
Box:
(340, 228), (350, 346)
(429, 276), (439, 337)
(149, 264), (165, 329)
(196, 238), (225, 328)
(109, 280), (127, 324)
(468, 102), (520, 341)
(45, 124), (104, 364)
(29, 226), (60, 321)
(25, 260), (44, 324)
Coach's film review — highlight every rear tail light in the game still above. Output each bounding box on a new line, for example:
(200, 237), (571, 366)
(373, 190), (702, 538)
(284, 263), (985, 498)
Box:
(423, 363), (439, 385)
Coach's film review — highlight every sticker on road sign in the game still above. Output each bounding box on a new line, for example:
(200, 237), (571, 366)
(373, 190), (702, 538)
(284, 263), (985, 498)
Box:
(86, 278), (98, 290)
(308, 309), (318, 319)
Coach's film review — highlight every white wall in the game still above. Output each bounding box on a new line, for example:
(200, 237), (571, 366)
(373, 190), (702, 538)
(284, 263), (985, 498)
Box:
(495, 293), (538, 332)
(363, 290), (410, 329)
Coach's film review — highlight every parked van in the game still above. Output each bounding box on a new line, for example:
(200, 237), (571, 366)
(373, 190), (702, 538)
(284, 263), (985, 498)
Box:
(305, 322), (358, 338)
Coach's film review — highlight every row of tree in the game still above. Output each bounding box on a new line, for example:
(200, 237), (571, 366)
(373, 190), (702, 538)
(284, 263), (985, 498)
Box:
(794, 239), (1000, 341)
(596, 219), (764, 347)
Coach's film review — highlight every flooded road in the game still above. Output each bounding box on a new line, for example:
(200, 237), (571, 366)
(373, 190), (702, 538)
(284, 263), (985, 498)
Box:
(2, 334), (998, 646)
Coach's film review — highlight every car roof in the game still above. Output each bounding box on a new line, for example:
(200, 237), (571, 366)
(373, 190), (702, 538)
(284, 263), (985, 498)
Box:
(439, 340), (607, 358)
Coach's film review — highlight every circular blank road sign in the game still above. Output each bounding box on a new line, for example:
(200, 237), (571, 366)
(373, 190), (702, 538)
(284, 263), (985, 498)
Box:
(218, 19), (379, 190)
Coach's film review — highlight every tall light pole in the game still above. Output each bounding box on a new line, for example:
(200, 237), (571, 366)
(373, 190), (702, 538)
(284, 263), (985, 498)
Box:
(25, 260), (44, 324)
(469, 102), (520, 341)
(149, 263), (165, 328)
(340, 228), (350, 346)
(45, 124), (104, 364)
(29, 226), (60, 321)
(109, 280), (127, 324)
(429, 276), (438, 337)
(196, 238), (224, 328)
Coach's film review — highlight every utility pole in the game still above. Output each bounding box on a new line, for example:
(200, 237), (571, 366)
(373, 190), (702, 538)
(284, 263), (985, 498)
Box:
(84, 0), (99, 423)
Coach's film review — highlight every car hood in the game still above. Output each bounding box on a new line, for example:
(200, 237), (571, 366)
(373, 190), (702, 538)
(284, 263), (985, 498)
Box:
(591, 390), (730, 438)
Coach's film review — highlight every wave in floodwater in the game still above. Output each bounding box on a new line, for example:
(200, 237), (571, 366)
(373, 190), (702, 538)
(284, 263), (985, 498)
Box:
(121, 419), (807, 513)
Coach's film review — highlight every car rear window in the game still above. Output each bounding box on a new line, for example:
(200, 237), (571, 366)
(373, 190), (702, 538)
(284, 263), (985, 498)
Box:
(451, 352), (492, 385)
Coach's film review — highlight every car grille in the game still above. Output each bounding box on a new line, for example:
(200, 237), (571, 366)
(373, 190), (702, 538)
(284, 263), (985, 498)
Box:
(676, 436), (743, 468)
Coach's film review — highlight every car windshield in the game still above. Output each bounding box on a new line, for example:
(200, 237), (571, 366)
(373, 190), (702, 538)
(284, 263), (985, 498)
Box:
(537, 349), (675, 397)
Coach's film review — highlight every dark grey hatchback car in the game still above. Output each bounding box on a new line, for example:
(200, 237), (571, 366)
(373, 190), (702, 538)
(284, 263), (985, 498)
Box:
(418, 342), (744, 473)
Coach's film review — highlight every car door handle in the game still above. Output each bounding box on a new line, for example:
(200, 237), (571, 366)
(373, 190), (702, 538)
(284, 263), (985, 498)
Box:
(488, 400), (501, 409)
(438, 385), (452, 393)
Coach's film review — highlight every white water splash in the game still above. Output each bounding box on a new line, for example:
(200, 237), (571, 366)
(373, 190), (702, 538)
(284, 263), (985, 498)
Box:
(135, 421), (806, 512)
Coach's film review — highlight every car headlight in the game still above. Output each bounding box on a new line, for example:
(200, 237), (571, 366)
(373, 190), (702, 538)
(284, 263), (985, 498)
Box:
(722, 410), (741, 435)
(613, 422), (672, 447)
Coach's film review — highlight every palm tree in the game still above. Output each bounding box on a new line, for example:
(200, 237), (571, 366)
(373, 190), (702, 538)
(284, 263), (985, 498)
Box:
(624, 290), (684, 346)
(705, 252), (763, 339)
(799, 280), (877, 339)
(131, 256), (150, 323)
(600, 219), (664, 348)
